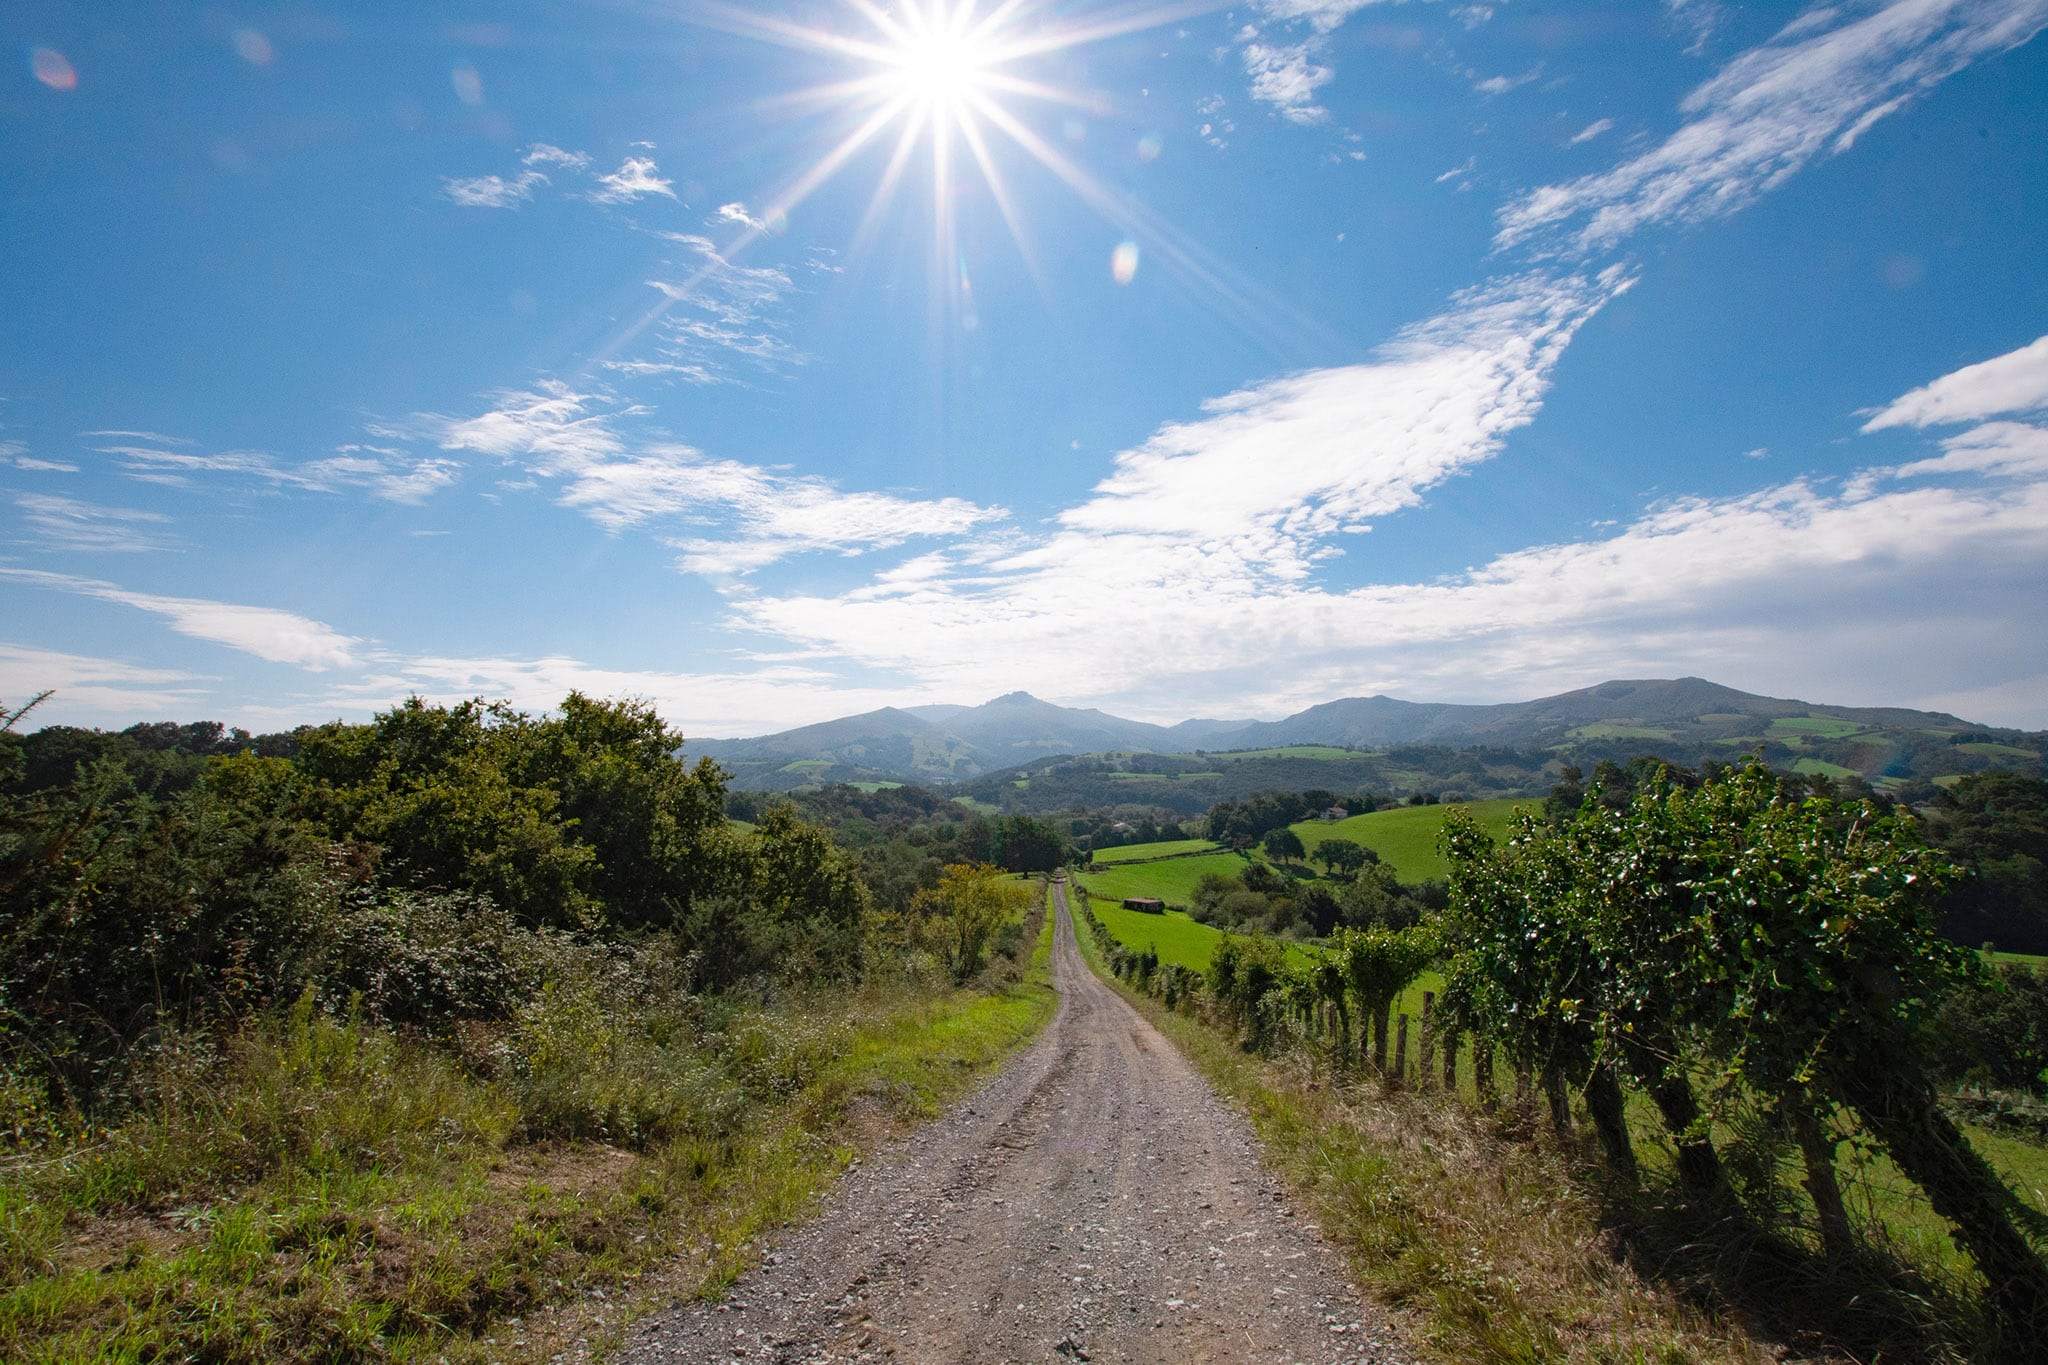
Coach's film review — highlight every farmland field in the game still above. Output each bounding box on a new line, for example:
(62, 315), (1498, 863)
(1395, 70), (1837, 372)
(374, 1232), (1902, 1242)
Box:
(1085, 897), (1315, 972)
(1768, 716), (1868, 740)
(1077, 851), (1258, 906)
(1291, 798), (1533, 882)
(1091, 838), (1221, 864)
(1205, 745), (1359, 761)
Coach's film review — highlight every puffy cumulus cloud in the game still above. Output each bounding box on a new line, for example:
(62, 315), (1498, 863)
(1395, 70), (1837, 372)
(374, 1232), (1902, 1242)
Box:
(1862, 333), (2048, 430)
(589, 156), (676, 204)
(426, 383), (1004, 572)
(1242, 42), (1337, 123)
(1894, 422), (2048, 480)
(0, 570), (362, 669)
(1497, 0), (2048, 254)
(731, 468), (2048, 728)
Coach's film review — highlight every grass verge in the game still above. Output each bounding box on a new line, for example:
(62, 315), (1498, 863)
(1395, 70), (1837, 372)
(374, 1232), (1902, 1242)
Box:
(1, 897), (1059, 1364)
(1065, 890), (1776, 1365)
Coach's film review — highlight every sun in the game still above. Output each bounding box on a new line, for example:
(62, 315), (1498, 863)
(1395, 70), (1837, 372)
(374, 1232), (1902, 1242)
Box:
(880, 18), (998, 109)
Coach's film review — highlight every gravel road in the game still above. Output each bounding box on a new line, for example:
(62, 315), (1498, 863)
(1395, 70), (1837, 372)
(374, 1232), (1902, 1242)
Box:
(621, 886), (1410, 1364)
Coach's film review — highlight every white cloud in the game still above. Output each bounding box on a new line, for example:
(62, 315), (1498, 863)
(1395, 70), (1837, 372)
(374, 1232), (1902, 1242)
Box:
(1242, 42), (1337, 123)
(717, 201), (765, 229)
(1568, 117), (1614, 144)
(1436, 155), (1478, 184)
(93, 437), (460, 504)
(1861, 333), (2048, 430)
(0, 643), (211, 723)
(626, 232), (806, 383)
(1894, 421), (2048, 479)
(426, 383), (1005, 572)
(589, 156), (676, 204)
(523, 143), (590, 170)
(14, 456), (79, 472)
(1257, 0), (1395, 34)
(730, 467), (2048, 728)
(1497, 0), (2048, 254)
(1058, 269), (1629, 543)
(11, 492), (173, 552)
(444, 170), (547, 208)
(0, 569), (362, 669)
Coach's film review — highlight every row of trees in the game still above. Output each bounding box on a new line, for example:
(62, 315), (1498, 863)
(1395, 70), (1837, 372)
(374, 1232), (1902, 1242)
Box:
(2, 694), (875, 1109)
(1091, 761), (2048, 1346)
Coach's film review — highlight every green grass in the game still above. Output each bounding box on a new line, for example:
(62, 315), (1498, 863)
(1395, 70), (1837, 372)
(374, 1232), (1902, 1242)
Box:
(1081, 896), (1314, 973)
(0, 916), (1060, 1365)
(1769, 716), (1868, 739)
(1986, 950), (2048, 969)
(1075, 851), (1258, 906)
(1089, 838), (1220, 864)
(1292, 799), (1534, 882)
(1792, 757), (1859, 780)
(1209, 745), (1359, 761)
(1568, 723), (1676, 741)
(1958, 741), (2040, 761)
(776, 759), (834, 773)
(1064, 904), (1774, 1365)
(846, 781), (904, 792)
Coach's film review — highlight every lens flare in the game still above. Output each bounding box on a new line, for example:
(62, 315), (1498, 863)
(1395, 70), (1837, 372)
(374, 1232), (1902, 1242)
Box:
(1111, 241), (1140, 285)
(30, 47), (77, 91)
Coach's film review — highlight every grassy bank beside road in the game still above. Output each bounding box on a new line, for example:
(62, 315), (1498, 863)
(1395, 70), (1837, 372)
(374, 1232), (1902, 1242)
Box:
(0, 899), (1059, 1365)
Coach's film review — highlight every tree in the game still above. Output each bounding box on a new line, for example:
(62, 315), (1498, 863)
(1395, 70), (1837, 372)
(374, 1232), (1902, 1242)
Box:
(1333, 924), (1436, 1076)
(1261, 827), (1305, 864)
(914, 863), (1029, 983)
(1312, 837), (1370, 877)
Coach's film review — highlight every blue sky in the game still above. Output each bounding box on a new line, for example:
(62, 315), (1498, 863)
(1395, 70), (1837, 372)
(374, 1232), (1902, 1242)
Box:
(4, 0), (2047, 737)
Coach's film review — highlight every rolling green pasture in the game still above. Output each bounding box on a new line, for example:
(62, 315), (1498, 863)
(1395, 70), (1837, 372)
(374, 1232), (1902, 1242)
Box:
(1791, 758), (1858, 779)
(1208, 745), (1359, 761)
(1085, 899), (1315, 972)
(1568, 723), (1676, 741)
(1090, 838), (1220, 864)
(1958, 741), (2039, 761)
(847, 780), (903, 792)
(1291, 798), (1533, 882)
(1076, 851), (1256, 906)
(1768, 716), (1868, 740)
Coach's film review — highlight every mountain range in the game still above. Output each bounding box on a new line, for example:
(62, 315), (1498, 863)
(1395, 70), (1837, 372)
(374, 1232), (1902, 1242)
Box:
(690, 677), (1995, 792)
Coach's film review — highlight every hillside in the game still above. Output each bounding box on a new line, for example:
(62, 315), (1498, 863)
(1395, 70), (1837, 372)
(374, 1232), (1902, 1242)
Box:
(692, 678), (2039, 796)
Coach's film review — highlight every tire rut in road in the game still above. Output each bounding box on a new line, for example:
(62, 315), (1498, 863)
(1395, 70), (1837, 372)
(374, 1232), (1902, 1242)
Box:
(622, 887), (1411, 1364)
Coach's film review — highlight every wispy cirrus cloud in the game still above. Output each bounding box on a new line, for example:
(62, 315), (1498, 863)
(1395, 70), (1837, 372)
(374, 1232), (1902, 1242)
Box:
(0, 643), (211, 721)
(0, 569), (362, 669)
(621, 230), (806, 384)
(443, 170), (547, 208)
(91, 436), (458, 504)
(423, 382), (1004, 573)
(1235, 0), (1410, 125)
(10, 492), (173, 552)
(1496, 0), (2048, 254)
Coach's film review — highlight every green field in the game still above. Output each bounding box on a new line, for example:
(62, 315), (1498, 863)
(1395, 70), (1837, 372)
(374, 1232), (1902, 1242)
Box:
(1076, 851), (1258, 906)
(1091, 838), (1221, 864)
(1291, 798), (1534, 882)
(1768, 716), (1868, 740)
(1958, 741), (2039, 761)
(1791, 758), (1858, 780)
(1567, 723), (1676, 741)
(1086, 898), (1315, 972)
(847, 780), (903, 792)
(1208, 745), (1360, 761)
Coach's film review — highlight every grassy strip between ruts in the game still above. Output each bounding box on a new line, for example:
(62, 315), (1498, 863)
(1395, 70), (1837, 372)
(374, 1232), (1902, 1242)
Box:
(1064, 889), (1776, 1365)
(0, 899), (1059, 1365)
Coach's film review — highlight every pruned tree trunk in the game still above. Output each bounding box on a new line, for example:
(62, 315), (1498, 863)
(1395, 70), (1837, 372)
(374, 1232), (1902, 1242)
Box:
(1372, 1006), (1389, 1074)
(1392, 1013), (1409, 1091)
(1647, 1070), (1724, 1199)
(1474, 1043), (1496, 1113)
(1583, 1062), (1637, 1185)
(1419, 993), (1435, 1088)
(1442, 1028), (1458, 1092)
(1790, 1099), (1854, 1263)
(1541, 1064), (1573, 1139)
(1837, 1060), (2048, 1345)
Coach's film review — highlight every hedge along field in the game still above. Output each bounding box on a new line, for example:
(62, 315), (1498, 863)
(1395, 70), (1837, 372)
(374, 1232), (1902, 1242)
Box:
(1292, 799), (1532, 881)
(1075, 850), (1259, 906)
(1081, 892), (1316, 974)
(1089, 838), (1221, 865)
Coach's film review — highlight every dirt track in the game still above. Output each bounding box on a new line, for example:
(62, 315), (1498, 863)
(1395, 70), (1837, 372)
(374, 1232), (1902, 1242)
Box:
(622, 886), (1409, 1364)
